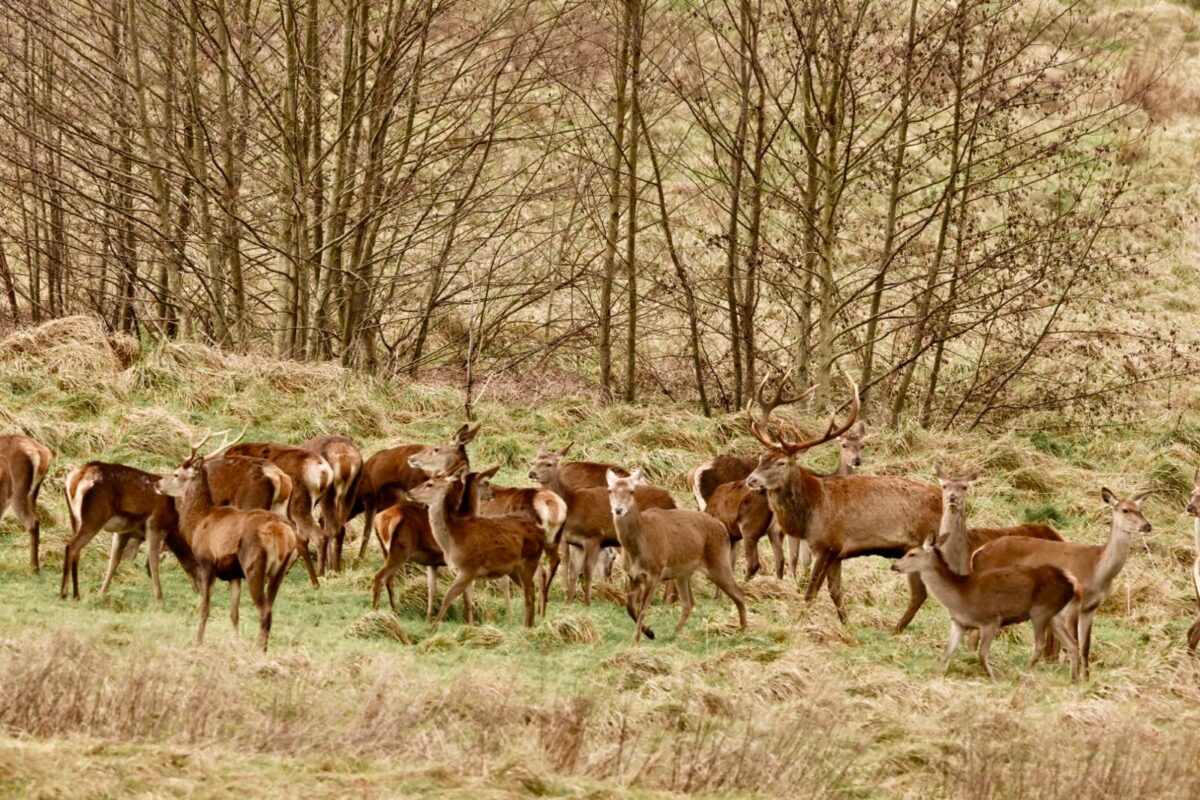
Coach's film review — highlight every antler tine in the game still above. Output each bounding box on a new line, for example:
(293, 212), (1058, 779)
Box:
(188, 430), (218, 459)
(780, 369), (861, 455)
(209, 424), (249, 458)
(746, 397), (786, 451)
(751, 367), (813, 430)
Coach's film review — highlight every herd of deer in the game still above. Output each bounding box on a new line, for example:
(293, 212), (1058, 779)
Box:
(0, 372), (1189, 681)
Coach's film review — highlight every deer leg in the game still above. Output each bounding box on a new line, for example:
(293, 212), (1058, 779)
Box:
(935, 619), (966, 676)
(743, 531), (762, 581)
(1028, 616), (1048, 670)
(536, 564), (549, 618)
(1078, 607), (1097, 680)
(196, 568), (215, 646)
(804, 549), (829, 602)
(62, 519), (102, 601)
(501, 576), (512, 614)
(976, 623), (998, 679)
(675, 575), (695, 636)
(1188, 617), (1200, 652)
(245, 558), (270, 651)
(229, 579), (242, 632)
(1050, 613), (1081, 682)
(633, 573), (661, 645)
(581, 539), (600, 605)
(893, 572), (929, 635)
(787, 535), (801, 580)
(707, 559), (748, 630)
(11, 488), (41, 573)
(765, 523), (784, 579)
(464, 582), (476, 624)
(425, 567), (437, 623)
(146, 525), (166, 603)
(432, 570), (475, 632)
(562, 541), (580, 602)
(297, 539), (320, 588)
(825, 558), (848, 625)
(519, 566), (536, 628)
(373, 538), (409, 611)
(99, 533), (132, 595)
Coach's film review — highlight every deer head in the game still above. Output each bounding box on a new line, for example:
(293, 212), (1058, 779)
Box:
(935, 465), (979, 512)
(1102, 487), (1152, 535)
(891, 538), (937, 575)
(840, 422), (867, 469)
(527, 441), (572, 483)
(745, 370), (860, 492)
(159, 428), (246, 497)
(606, 468), (641, 518)
(407, 423), (480, 475)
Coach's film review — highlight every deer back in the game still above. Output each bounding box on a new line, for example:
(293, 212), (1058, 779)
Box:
(0, 434), (51, 494)
(692, 455), (757, 508)
(65, 462), (173, 530)
(621, 507), (728, 572)
(971, 537), (1102, 590)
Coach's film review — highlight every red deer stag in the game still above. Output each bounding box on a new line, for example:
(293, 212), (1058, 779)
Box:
(0, 433), (52, 572)
(224, 441), (332, 584)
(300, 435), (362, 572)
(158, 431), (299, 651)
(607, 469), (747, 642)
(407, 470), (544, 631)
(529, 451), (675, 604)
(744, 373), (942, 632)
(61, 456), (290, 600)
(971, 487), (1151, 679)
(1186, 470), (1200, 652)
(353, 423), (479, 561)
(892, 540), (1082, 681)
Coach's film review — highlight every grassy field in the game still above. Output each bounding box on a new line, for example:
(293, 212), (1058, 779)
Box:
(2, 317), (1200, 798)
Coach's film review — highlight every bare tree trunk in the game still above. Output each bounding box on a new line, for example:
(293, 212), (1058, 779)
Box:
(599, 0), (632, 394)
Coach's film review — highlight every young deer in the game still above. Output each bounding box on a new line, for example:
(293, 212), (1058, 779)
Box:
(1185, 470), (1200, 652)
(933, 466), (1063, 577)
(607, 469), (747, 642)
(529, 453), (675, 604)
(407, 470), (544, 631)
(0, 433), (52, 572)
(892, 540), (1082, 681)
(353, 423), (479, 561)
(158, 431), (299, 650)
(745, 373), (941, 631)
(971, 488), (1151, 678)
(224, 441), (331, 583)
(61, 456), (289, 600)
(300, 435), (362, 572)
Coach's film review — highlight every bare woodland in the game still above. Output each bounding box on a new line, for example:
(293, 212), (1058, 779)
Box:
(0, 0), (1162, 425)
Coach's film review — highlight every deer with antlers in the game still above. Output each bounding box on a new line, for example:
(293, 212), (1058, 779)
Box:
(744, 372), (942, 631)
(158, 431), (299, 650)
(60, 455), (291, 601)
(0, 433), (52, 572)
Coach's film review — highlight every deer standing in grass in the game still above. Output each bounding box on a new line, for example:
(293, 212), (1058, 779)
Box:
(745, 373), (942, 631)
(61, 455), (290, 600)
(607, 469), (747, 642)
(892, 540), (1082, 681)
(0, 433), (52, 572)
(408, 470), (544, 631)
(529, 448), (674, 604)
(158, 431), (299, 650)
(300, 435), (362, 572)
(353, 424), (479, 561)
(1186, 470), (1200, 652)
(971, 487), (1151, 679)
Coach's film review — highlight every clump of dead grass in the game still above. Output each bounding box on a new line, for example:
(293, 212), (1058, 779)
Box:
(348, 612), (411, 644)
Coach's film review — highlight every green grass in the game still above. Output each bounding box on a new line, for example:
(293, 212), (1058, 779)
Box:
(3, 320), (1200, 797)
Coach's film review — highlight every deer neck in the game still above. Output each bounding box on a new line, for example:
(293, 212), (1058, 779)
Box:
(423, 489), (459, 558)
(835, 456), (853, 477)
(1094, 519), (1134, 589)
(767, 467), (815, 540)
(612, 505), (644, 556)
(936, 503), (972, 576)
(914, 548), (969, 607)
(177, 468), (218, 539)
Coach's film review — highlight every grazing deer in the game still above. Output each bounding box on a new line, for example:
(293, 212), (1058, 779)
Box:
(607, 469), (747, 642)
(353, 423), (479, 561)
(971, 488), (1151, 678)
(1186, 470), (1200, 652)
(61, 455), (289, 601)
(300, 435), (362, 572)
(158, 431), (299, 650)
(407, 470), (544, 631)
(744, 372), (942, 631)
(933, 466), (1064, 576)
(0, 433), (52, 572)
(530, 452), (675, 604)
(224, 441), (332, 583)
(892, 540), (1082, 681)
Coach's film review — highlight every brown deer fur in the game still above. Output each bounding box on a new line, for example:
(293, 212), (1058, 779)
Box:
(607, 469), (747, 642)
(61, 456), (290, 600)
(892, 542), (1082, 681)
(971, 488), (1151, 679)
(353, 424), (478, 561)
(689, 455), (757, 511)
(704, 481), (782, 579)
(300, 435), (363, 572)
(527, 442), (625, 492)
(0, 433), (52, 572)
(224, 441), (332, 583)
(408, 471), (544, 630)
(158, 433), (299, 650)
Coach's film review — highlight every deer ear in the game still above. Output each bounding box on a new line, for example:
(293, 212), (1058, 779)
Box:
(1194, 468), (1200, 486)
(965, 470), (980, 484)
(921, 536), (934, 551)
(1131, 490), (1152, 506)
(456, 423), (481, 444)
(481, 464), (500, 479)
(1101, 487), (1119, 507)
(558, 442), (574, 457)
(935, 465), (948, 482)
(629, 468), (642, 485)
(606, 469), (620, 489)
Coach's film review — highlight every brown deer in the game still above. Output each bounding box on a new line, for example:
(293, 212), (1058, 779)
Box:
(933, 466), (1063, 576)
(744, 372), (942, 632)
(607, 469), (747, 642)
(971, 487), (1151, 679)
(704, 481), (783, 580)
(0, 433), (52, 572)
(300, 435), (362, 572)
(529, 452), (675, 604)
(1186, 470), (1200, 652)
(353, 423), (479, 561)
(224, 441), (332, 583)
(61, 456), (291, 600)
(892, 540), (1082, 681)
(407, 470), (544, 631)
(158, 431), (299, 650)
(528, 442), (625, 492)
